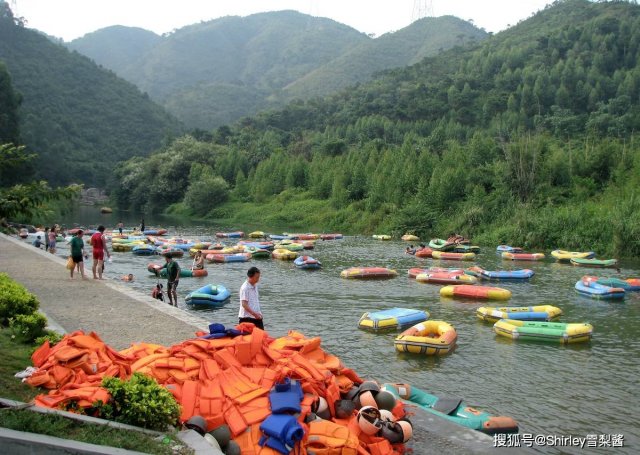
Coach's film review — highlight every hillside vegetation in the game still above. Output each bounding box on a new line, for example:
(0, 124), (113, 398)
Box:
(111, 0), (640, 257)
(68, 11), (486, 129)
(0, 3), (182, 186)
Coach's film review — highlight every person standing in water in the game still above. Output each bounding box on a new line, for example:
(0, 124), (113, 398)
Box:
(157, 254), (180, 306)
(238, 266), (263, 330)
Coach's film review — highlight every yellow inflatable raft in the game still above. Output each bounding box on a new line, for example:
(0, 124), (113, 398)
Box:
(271, 248), (298, 260)
(551, 250), (596, 262)
(401, 234), (420, 241)
(394, 321), (457, 355)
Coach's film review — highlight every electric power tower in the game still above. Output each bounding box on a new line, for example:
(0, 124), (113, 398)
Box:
(412, 0), (434, 22)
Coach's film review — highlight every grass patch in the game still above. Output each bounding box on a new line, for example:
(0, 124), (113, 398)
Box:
(0, 327), (40, 403)
(0, 409), (187, 454)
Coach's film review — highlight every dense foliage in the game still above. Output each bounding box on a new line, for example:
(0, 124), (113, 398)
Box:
(112, 0), (640, 257)
(0, 273), (39, 326)
(68, 11), (485, 130)
(0, 2), (183, 186)
(98, 373), (181, 431)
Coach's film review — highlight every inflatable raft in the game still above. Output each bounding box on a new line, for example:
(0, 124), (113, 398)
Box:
(414, 247), (433, 258)
(501, 252), (545, 261)
(248, 231), (265, 238)
(494, 320), (593, 344)
(466, 266), (534, 280)
(570, 257), (618, 268)
(185, 284), (231, 307)
(496, 245), (523, 253)
(583, 276), (640, 291)
(147, 263), (208, 278)
(358, 308), (429, 331)
(551, 250), (596, 262)
(131, 244), (156, 255)
(476, 305), (562, 323)
(381, 383), (518, 434)
(319, 233), (343, 240)
(401, 234), (420, 241)
(340, 267), (398, 279)
(408, 267), (463, 278)
(415, 272), (477, 285)
(271, 248), (298, 260)
(440, 285), (512, 301)
(372, 234), (392, 240)
(294, 255), (322, 269)
(431, 251), (476, 261)
(208, 253), (252, 263)
(452, 244), (480, 253)
(215, 231), (244, 238)
(428, 239), (454, 251)
(574, 279), (625, 300)
(394, 321), (457, 355)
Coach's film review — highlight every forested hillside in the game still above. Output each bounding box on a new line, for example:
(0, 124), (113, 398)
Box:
(67, 26), (162, 74)
(68, 11), (485, 130)
(0, 2), (182, 186)
(112, 0), (640, 256)
(282, 15), (486, 100)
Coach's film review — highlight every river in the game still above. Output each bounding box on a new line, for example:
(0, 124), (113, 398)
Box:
(31, 206), (640, 453)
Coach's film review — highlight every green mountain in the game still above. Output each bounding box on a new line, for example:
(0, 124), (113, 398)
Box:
(0, 3), (182, 186)
(68, 11), (486, 129)
(111, 0), (640, 256)
(65, 25), (162, 77)
(281, 15), (486, 100)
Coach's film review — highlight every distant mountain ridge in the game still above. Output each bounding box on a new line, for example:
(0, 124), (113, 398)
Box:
(67, 10), (487, 129)
(0, 4), (182, 186)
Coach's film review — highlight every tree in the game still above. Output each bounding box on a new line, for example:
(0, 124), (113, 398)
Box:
(0, 144), (79, 223)
(0, 61), (21, 145)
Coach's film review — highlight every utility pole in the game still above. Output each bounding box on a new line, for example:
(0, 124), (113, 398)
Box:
(412, 0), (434, 22)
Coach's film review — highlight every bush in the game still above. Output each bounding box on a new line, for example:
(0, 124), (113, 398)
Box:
(0, 273), (39, 326)
(9, 312), (47, 342)
(96, 373), (180, 431)
(33, 330), (64, 348)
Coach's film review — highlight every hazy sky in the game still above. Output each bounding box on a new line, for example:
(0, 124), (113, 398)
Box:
(12, 0), (552, 41)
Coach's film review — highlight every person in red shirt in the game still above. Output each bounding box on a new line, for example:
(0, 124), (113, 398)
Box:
(90, 225), (111, 280)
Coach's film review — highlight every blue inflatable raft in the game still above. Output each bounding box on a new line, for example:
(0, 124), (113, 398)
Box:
(185, 284), (231, 308)
(574, 279), (625, 300)
(358, 308), (429, 331)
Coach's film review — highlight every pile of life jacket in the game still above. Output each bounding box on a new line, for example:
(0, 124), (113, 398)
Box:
(27, 323), (411, 454)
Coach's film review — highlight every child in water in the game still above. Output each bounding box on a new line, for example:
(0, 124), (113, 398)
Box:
(121, 273), (134, 282)
(152, 283), (164, 302)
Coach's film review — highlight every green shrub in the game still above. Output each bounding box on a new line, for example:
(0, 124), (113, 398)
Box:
(9, 312), (47, 342)
(0, 274), (39, 326)
(96, 373), (180, 431)
(33, 330), (64, 348)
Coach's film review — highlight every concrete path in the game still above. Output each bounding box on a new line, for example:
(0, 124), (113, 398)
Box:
(0, 233), (209, 350)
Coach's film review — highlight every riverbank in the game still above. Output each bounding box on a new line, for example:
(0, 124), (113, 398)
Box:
(0, 233), (209, 350)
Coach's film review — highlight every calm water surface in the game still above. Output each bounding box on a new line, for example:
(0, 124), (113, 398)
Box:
(40, 208), (640, 453)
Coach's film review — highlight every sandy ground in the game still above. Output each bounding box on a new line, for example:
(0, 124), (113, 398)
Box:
(0, 233), (210, 350)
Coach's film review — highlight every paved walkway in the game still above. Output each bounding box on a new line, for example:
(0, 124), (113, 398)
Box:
(0, 233), (209, 350)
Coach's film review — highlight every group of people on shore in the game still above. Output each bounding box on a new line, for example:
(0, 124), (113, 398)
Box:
(68, 225), (111, 280)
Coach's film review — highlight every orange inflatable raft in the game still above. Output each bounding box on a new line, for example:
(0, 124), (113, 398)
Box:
(440, 285), (512, 301)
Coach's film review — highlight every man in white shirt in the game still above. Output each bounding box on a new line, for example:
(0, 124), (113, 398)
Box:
(238, 266), (263, 329)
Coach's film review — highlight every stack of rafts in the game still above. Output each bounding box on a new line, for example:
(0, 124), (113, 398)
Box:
(25, 325), (518, 453)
